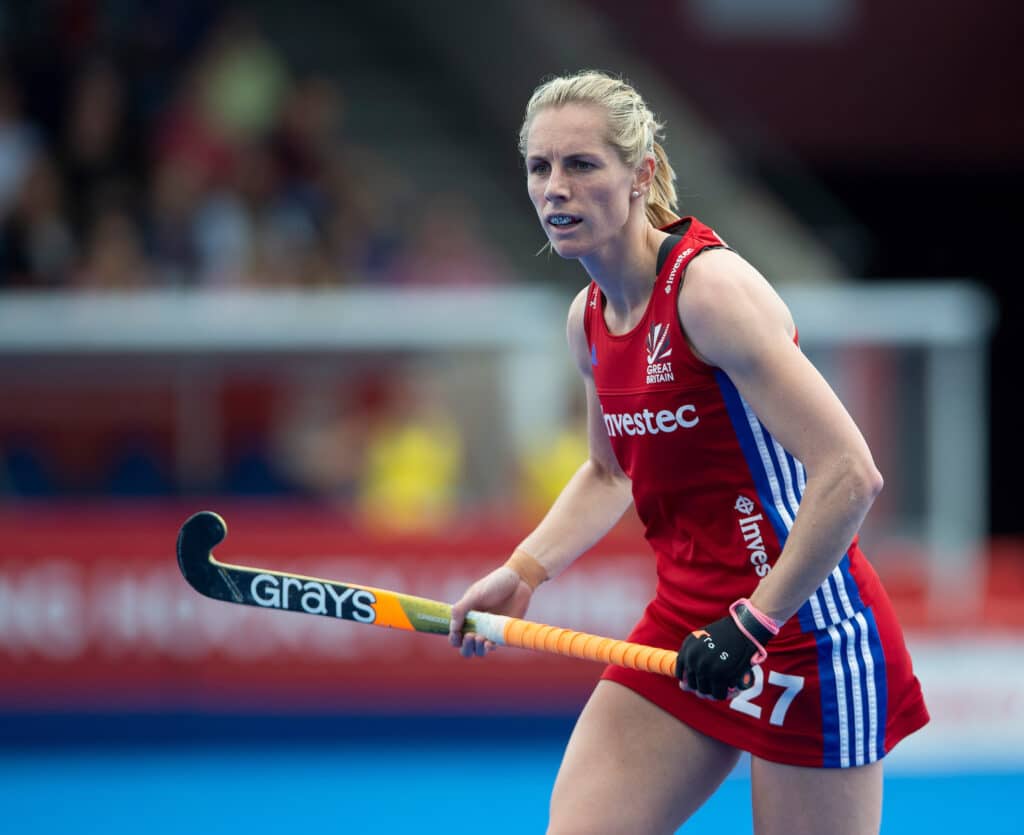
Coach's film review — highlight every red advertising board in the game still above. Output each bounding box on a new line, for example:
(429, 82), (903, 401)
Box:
(0, 502), (656, 714)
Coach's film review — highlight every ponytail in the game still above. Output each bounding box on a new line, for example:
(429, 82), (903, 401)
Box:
(645, 140), (679, 228)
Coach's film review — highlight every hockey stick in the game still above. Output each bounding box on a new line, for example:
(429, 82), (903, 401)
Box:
(177, 510), (679, 677)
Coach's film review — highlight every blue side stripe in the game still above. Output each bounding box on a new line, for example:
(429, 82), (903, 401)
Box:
(714, 371), (872, 633)
(717, 370), (826, 632)
(815, 629), (842, 767)
(715, 371), (791, 544)
(714, 369), (888, 767)
(837, 553), (865, 611)
(797, 599), (819, 632)
(863, 608), (889, 758)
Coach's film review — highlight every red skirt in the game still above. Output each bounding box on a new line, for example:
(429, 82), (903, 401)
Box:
(601, 581), (930, 768)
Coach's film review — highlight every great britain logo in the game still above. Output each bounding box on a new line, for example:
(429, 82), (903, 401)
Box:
(645, 323), (674, 383)
(646, 323), (671, 364)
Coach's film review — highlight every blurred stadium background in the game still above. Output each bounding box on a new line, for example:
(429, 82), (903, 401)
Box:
(0, 1), (1021, 831)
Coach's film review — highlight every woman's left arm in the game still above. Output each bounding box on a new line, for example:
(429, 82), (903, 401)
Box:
(679, 248), (884, 625)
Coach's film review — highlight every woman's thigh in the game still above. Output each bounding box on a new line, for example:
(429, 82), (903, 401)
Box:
(751, 756), (883, 835)
(548, 680), (742, 835)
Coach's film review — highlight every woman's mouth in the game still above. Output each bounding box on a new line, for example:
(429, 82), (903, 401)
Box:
(547, 214), (582, 229)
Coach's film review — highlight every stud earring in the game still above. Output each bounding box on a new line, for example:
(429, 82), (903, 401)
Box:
(631, 190), (640, 198)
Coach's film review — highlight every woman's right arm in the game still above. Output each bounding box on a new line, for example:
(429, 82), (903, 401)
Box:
(449, 288), (634, 657)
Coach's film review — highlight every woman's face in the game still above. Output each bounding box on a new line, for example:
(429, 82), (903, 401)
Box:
(525, 103), (636, 260)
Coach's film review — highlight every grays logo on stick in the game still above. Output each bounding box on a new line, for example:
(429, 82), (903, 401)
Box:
(250, 573), (377, 622)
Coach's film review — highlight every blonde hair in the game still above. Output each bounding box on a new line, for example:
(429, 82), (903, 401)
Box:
(519, 70), (679, 228)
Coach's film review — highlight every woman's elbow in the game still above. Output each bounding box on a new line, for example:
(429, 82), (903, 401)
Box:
(865, 464), (884, 502)
(849, 455), (884, 506)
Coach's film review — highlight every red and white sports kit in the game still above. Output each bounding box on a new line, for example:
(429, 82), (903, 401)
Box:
(588, 217), (929, 768)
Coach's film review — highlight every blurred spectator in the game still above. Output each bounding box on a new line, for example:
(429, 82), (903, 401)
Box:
(0, 153), (77, 287)
(272, 379), (374, 499)
(324, 147), (413, 281)
(228, 139), (314, 287)
(197, 12), (289, 145)
(518, 389), (589, 518)
(145, 156), (204, 285)
(60, 57), (142, 241)
(190, 184), (247, 285)
(151, 61), (235, 195)
(0, 71), (41, 222)
(519, 428), (589, 519)
(386, 192), (513, 286)
(76, 206), (150, 289)
(355, 370), (464, 532)
(273, 74), (342, 200)
(151, 13), (286, 181)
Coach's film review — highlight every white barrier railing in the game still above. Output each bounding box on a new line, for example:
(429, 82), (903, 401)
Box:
(0, 281), (996, 614)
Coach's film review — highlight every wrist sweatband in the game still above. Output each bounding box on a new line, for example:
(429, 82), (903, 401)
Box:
(729, 598), (781, 662)
(504, 549), (548, 591)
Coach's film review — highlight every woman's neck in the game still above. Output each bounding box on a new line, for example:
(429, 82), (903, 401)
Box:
(581, 223), (668, 326)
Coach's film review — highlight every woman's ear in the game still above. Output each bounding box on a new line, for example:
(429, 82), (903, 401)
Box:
(633, 153), (656, 196)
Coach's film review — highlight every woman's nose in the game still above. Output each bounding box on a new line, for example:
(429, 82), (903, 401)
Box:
(544, 168), (569, 202)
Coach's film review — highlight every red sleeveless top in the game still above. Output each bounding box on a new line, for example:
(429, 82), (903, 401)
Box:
(583, 217), (876, 639)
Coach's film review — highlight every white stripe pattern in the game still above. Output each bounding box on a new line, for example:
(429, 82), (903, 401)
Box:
(841, 619), (866, 766)
(771, 435), (802, 518)
(742, 402), (793, 528)
(832, 566), (856, 617)
(827, 624), (850, 767)
(737, 393), (880, 766)
(820, 579), (843, 624)
(796, 459), (808, 493)
(856, 612), (880, 763)
(739, 396), (857, 628)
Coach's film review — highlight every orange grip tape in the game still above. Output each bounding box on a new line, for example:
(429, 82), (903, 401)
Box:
(503, 618), (678, 678)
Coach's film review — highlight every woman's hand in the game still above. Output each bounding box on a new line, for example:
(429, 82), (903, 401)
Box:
(448, 567), (534, 658)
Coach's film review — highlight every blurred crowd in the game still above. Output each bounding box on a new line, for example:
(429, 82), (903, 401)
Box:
(0, 3), (569, 527)
(0, 2), (510, 290)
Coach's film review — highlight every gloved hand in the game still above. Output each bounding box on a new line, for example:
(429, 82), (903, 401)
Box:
(676, 598), (780, 700)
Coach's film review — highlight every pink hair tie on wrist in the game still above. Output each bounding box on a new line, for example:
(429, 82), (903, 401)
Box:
(731, 597), (782, 635)
(728, 598), (781, 665)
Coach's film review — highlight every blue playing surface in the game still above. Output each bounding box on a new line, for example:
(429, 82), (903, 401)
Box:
(1, 737), (1020, 833)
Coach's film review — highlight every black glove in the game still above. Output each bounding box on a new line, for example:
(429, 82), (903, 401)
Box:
(676, 600), (778, 700)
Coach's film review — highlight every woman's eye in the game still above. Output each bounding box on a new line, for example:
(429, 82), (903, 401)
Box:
(530, 162), (549, 174)
(571, 160), (594, 170)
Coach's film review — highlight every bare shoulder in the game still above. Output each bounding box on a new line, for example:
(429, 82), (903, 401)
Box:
(566, 286), (593, 375)
(678, 248), (795, 370)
